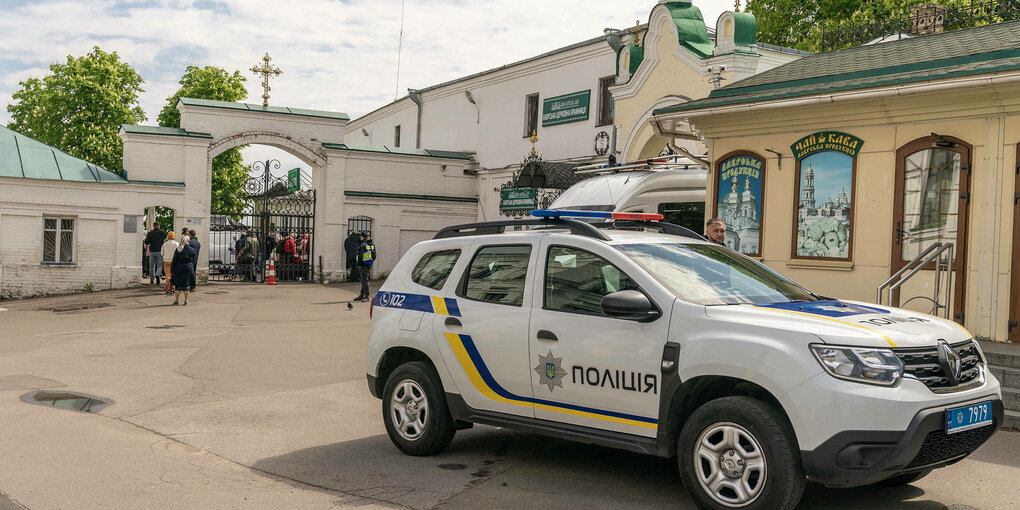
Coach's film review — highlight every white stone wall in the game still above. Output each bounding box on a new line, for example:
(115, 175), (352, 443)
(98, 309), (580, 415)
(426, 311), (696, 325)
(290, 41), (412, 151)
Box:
(315, 149), (476, 281)
(345, 39), (617, 170)
(0, 177), (185, 299)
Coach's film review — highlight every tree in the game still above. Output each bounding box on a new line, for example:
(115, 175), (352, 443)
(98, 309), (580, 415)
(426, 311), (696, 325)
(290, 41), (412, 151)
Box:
(158, 66), (249, 215)
(747, 0), (972, 52)
(6, 46), (145, 174)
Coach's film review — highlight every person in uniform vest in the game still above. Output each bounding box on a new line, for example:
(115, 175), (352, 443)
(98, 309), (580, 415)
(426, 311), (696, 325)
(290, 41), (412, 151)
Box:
(355, 232), (376, 302)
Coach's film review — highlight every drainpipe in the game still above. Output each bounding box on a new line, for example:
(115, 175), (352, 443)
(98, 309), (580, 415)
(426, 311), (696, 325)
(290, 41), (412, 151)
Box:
(408, 88), (423, 149)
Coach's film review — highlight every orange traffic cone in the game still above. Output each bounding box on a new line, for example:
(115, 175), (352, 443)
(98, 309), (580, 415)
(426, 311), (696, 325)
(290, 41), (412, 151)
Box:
(265, 255), (277, 285)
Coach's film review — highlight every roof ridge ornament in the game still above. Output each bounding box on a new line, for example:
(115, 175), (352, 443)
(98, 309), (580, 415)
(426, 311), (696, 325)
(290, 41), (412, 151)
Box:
(634, 20), (643, 45)
(529, 130), (539, 156)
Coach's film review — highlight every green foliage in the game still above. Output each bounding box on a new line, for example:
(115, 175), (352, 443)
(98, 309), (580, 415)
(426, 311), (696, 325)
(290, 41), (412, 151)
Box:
(747, 0), (974, 52)
(158, 66), (249, 215)
(6, 46), (146, 174)
(145, 206), (176, 232)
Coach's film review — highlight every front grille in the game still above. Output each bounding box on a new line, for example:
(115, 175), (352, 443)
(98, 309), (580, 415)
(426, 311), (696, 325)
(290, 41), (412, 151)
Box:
(893, 340), (981, 390)
(904, 424), (995, 469)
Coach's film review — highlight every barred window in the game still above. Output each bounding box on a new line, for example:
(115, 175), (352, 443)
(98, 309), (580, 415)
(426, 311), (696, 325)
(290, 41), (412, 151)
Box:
(597, 76), (615, 126)
(43, 217), (75, 264)
(524, 93), (539, 138)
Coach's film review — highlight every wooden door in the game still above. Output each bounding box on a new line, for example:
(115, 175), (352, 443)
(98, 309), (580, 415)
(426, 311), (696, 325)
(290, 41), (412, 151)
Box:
(890, 136), (971, 322)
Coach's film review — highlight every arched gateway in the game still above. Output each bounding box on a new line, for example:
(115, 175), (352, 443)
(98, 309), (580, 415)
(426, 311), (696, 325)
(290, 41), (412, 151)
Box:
(120, 97), (478, 283)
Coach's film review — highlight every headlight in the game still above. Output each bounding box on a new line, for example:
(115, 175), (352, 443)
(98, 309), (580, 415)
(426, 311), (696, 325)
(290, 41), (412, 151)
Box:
(810, 344), (903, 386)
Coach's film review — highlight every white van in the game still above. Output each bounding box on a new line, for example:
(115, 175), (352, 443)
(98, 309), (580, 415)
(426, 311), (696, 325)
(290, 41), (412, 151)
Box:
(549, 169), (708, 232)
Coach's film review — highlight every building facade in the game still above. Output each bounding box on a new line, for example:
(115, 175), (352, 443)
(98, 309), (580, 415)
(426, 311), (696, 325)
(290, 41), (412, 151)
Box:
(345, 1), (804, 221)
(653, 20), (1020, 342)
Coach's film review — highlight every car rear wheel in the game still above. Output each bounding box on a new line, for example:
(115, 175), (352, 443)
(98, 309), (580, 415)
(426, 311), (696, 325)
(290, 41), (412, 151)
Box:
(678, 396), (804, 510)
(382, 361), (455, 456)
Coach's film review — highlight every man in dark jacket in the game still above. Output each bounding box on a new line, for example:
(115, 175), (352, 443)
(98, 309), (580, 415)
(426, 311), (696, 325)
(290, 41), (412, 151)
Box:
(144, 221), (166, 285)
(188, 229), (201, 286)
(344, 231), (361, 282)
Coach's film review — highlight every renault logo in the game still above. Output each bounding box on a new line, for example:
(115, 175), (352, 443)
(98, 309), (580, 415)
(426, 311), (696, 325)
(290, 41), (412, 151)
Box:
(937, 339), (962, 385)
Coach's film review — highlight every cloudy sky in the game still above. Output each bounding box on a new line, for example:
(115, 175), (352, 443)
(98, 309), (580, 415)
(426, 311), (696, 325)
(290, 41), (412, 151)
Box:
(1, 0), (733, 175)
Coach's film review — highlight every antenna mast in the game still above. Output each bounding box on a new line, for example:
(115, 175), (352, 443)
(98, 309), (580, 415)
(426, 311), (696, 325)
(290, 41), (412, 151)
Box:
(395, 0), (406, 100)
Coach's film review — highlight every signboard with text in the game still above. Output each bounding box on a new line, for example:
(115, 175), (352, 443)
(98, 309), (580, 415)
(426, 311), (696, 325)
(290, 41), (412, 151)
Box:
(288, 168), (301, 192)
(542, 90), (590, 127)
(790, 131), (864, 159)
(500, 188), (538, 211)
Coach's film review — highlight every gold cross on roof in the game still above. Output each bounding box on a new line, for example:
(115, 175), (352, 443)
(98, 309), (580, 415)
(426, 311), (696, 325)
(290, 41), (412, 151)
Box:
(634, 20), (643, 45)
(251, 53), (282, 107)
(735, 1), (741, 12)
(529, 130), (538, 156)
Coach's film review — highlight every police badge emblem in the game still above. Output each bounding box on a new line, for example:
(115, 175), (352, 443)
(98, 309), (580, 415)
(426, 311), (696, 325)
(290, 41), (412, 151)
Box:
(534, 351), (566, 392)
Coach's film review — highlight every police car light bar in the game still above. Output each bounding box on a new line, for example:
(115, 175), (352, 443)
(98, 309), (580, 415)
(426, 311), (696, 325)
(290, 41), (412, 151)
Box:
(531, 209), (664, 221)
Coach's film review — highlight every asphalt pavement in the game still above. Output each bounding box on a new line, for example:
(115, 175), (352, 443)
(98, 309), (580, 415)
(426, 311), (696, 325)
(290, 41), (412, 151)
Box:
(0, 282), (1016, 509)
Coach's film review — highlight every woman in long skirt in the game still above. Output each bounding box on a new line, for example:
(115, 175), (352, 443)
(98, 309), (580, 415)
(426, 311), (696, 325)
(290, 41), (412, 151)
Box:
(161, 231), (179, 293)
(170, 235), (198, 305)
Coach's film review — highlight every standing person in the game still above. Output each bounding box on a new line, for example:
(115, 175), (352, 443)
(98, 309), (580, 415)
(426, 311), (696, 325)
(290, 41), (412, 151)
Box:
(144, 221), (166, 285)
(160, 231), (179, 293)
(344, 231), (361, 282)
(242, 230), (260, 282)
(262, 232), (275, 272)
(284, 232), (297, 281)
(298, 233), (310, 280)
(355, 232), (376, 302)
(705, 218), (727, 246)
(188, 230), (201, 290)
(171, 235), (197, 305)
(231, 232), (245, 280)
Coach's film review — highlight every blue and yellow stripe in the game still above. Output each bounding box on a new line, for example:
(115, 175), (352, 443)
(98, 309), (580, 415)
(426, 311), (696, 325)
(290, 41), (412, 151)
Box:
(444, 332), (657, 429)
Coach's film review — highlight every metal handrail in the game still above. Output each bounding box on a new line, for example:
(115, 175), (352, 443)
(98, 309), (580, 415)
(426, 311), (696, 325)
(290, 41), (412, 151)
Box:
(876, 242), (941, 303)
(877, 242), (954, 319)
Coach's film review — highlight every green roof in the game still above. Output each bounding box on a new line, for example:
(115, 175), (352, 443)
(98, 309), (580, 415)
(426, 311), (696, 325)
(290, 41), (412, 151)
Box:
(732, 12), (757, 48)
(664, 1), (714, 59)
(656, 20), (1020, 115)
(322, 143), (472, 160)
(120, 125), (213, 139)
(177, 97), (350, 121)
(0, 125), (126, 183)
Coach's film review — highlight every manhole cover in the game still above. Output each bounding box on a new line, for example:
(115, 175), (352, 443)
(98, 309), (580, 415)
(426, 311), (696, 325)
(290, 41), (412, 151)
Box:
(43, 303), (112, 313)
(21, 391), (110, 413)
(205, 291), (227, 295)
(146, 324), (186, 329)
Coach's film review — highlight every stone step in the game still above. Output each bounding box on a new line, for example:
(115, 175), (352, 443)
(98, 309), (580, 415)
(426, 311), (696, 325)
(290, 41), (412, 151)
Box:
(988, 364), (1020, 389)
(1004, 388), (1020, 413)
(982, 349), (1020, 369)
(1005, 410), (1020, 431)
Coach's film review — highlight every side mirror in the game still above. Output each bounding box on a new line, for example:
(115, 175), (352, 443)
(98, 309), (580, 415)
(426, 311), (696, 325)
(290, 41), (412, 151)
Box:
(601, 290), (660, 322)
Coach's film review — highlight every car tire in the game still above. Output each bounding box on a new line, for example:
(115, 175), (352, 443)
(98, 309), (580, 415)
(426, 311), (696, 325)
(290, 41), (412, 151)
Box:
(876, 469), (931, 486)
(677, 396), (804, 510)
(382, 361), (455, 456)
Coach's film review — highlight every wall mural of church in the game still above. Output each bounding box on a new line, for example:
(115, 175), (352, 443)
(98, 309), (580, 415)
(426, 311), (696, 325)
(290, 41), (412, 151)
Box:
(791, 132), (862, 260)
(715, 152), (764, 257)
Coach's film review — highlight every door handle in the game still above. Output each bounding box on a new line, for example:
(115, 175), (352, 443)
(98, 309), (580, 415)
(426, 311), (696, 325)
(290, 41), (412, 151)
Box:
(445, 317), (462, 327)
(537, 329), (558, 341)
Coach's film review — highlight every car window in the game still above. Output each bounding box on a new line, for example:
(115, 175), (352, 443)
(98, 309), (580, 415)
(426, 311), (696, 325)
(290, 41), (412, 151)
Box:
(462, 245), (531, 306)
(545, 246), (639, 316)
(410, 249), (461, 290)
(618, 242), (817, 305)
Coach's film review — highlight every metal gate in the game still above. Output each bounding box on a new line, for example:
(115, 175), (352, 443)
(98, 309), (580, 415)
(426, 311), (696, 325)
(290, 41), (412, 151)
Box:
(208, 159), (315, 283)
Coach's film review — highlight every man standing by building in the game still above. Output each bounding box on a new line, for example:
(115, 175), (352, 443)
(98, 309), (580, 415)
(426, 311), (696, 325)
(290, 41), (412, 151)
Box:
(705, 218), (726, 245)
(144, 221), (166, 285)
(344, 231), (361, 282)
(355, 232), (376, 302)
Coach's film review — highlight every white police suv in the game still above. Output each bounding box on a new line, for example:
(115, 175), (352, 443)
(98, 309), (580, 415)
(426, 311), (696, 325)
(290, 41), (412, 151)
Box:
(365, 210), (1003, 510)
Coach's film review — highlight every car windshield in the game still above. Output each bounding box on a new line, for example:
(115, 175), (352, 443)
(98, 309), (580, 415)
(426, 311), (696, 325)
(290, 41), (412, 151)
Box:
(617, 242), (819, 305)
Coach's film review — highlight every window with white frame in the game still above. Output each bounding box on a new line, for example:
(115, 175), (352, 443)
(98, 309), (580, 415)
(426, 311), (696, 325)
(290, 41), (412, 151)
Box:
(43, 217), (75, 264)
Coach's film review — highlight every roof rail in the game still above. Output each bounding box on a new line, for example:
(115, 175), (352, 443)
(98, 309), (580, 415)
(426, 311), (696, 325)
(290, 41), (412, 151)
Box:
(590, 220), (707, 241)
(433, 218), (612, 241)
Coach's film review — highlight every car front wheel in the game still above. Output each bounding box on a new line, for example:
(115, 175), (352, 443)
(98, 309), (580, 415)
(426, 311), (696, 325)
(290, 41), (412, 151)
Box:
(678, 396), (804, 510)
(382, 361), (455, 456)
